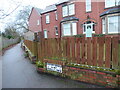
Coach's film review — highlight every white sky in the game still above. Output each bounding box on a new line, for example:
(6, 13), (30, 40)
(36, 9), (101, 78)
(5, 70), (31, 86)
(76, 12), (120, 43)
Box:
(0, 0), (59, 32)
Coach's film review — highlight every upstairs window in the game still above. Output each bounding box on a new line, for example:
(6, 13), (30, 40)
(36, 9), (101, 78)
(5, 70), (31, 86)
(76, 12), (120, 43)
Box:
(46, 14), (50, 24)
(68, 4), (75, 16)
(86, 0), (91, 12)
(105, 0), (120, 8)
(62, 4), (75, 17)
(55, 11), (58, 20)
(62, 5), (68, 17)
(37, 20), (40, 25)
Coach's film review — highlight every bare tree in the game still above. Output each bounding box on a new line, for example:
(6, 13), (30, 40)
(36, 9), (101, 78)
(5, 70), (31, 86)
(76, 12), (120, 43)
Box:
(14, 5), (32, 34)
(0, 5), (20, 20)
(3, 24), (20, 39)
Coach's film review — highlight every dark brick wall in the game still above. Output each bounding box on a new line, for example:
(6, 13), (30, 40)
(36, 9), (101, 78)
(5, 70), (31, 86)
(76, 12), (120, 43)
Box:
(28, 8), (42, 32)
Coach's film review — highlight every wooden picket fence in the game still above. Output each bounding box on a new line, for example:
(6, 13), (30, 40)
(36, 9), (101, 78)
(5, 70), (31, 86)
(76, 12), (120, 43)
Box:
(24, 36), (120, 69)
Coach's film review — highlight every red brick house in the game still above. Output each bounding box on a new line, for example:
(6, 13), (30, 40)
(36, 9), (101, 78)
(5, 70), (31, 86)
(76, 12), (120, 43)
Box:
(28, 7), (43, 33)
(28, 0), (120, 39)
(41, 4), (59, 38)
(55, 0), (120, 38)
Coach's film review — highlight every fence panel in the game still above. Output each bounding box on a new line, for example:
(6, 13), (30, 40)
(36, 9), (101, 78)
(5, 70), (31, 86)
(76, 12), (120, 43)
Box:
(98, 37), (105, 67)
(105, 37), (111, 68)
(112, 37), (119, 69)
(24, 36), (119, 69)
(92, 37), (97, 66)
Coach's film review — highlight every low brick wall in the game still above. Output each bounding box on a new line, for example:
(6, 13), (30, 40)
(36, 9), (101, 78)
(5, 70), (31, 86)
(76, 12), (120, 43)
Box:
(63, 66), (120, 88)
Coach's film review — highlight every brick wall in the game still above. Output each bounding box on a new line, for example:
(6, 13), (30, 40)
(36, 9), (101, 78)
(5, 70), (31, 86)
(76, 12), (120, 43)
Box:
(28, 8), (42, 32)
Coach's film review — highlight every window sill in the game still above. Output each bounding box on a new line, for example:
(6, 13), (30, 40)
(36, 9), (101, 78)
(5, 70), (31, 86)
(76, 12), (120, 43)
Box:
(83, 32), (95, 34)
(104, 5), (120, 9)
(107, 33), (120, 35)
(86, 11), (92, 13)
(63, 14), (75, 18)
(46, 23), (50, 24)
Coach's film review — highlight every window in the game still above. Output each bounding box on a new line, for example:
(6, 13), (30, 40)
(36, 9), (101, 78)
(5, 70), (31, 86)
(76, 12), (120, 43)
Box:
(105, 0), (120, 8)
(83, 21), (95, 33)
(68, 4), (75, 16)
(102, 18), (106, 34)
(72, 23), (77, 35)
(116, 0), (120, 5)
(63, 23), (71, 36)
(46, 14), (50, 24)
(62, 4), (75, 17)
(37, 20), (40, 25)
(62, 22), (77, 36)
(55, 11), (58, 20)
(55, 26), (58, 35)
(86, 0), (91, 12)
(62, 5), (68, 17)
(44, 30), (48, 38)
(108, 15), (119, 33)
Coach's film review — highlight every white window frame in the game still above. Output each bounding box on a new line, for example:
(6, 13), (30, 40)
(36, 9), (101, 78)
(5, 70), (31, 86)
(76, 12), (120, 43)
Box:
(46, 14), (50, 24)
(108, 15), (119, 34)
(68, 4), (75, 16)
(62, 5), (68, 17)
(86, 0), (91, 12)
(62, 22), (77, 36)
(55, 11), (58, 20)
(105, 0), (120, 8)
(37, 20), (40, 25)
(62, 3), (75, 17)
(102, 18), (106, 34)
(44, 30), (48, 38)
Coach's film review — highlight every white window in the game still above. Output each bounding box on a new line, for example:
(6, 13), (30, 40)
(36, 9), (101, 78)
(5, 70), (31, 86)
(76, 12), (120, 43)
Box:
(63, 23), (71, 36)
(108, 15), (119, 33)
(102, 18), (106, 34)
(62, 5), (68, 17)
(116, 0), (120, 5)
(44, 30), (48, 38)
(55, 11), (58, 20)
(105, 0), (120, 8)
(72, 23), (77, 35)
(55, 26), (58, 35)
(37, 20), (40, 25)
(46, 14), (50, 24)
(68, 4), (75, 15)
(62, 22), (77, 36)
(62, 4), (75, 17)
(86, 0), (91, 12)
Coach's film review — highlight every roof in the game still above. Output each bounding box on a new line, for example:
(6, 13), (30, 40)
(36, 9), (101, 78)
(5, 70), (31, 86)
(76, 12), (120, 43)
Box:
(56, 0), (70, 6)
(41, 4), (57, 14)
(34, 7), (43, 15)
(61, 17), (79, 23)
(28, 7), (43, 21)
(100, 7), (120, 17)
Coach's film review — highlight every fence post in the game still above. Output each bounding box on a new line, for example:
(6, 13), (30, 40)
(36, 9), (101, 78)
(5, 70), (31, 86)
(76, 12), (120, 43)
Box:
(112, 37), (119, 69)
(34, 33), (38, 61)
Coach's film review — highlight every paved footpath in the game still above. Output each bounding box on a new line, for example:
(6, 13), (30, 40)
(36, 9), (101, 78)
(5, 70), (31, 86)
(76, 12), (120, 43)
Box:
(2, 43), (105, 88)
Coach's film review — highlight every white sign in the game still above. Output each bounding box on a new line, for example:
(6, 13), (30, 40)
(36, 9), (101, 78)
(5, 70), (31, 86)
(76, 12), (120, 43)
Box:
(46, 63), (62, 73)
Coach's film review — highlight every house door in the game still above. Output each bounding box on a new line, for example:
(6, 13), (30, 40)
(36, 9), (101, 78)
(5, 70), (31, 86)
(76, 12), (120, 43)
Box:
(44, 30), (48, 38)
(85, 23), (94, 37)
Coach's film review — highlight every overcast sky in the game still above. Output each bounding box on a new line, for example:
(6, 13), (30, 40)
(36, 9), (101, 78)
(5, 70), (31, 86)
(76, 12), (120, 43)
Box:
(0, 0), (59, 32)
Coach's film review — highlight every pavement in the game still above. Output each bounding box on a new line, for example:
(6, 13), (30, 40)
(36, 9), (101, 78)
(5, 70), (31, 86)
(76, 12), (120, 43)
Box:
(2, 43), (104, 88)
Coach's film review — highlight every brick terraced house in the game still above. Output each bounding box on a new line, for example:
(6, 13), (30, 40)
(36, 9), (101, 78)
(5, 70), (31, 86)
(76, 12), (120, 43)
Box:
(28, 0), (120, 39)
